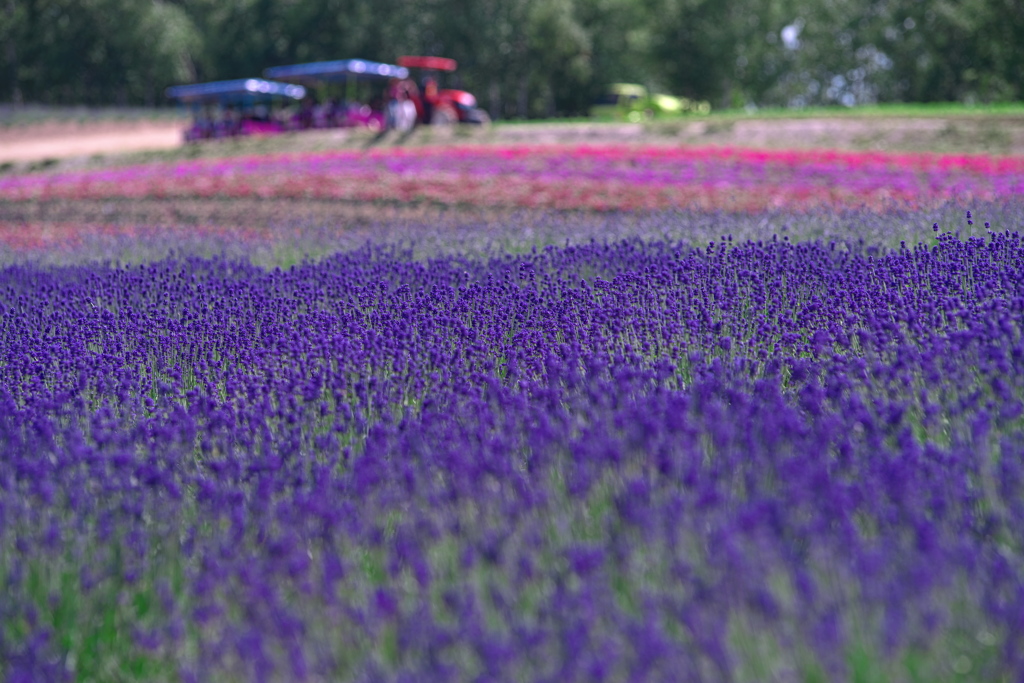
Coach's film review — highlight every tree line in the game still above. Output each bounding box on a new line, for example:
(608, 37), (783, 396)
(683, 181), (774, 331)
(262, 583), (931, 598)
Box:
(1, 0), (1021, 118)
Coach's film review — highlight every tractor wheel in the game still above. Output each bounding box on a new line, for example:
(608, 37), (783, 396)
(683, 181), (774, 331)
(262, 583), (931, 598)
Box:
(466, 108), (491, 125)
(431, 106), (458, 126)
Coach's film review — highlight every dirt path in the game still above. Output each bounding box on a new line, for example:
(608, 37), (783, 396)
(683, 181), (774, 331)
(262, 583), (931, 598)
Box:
(0, 120), (185, 163)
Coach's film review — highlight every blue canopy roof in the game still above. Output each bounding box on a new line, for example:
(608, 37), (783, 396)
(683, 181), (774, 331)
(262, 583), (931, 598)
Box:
(263, 59), (409, 84)
(165, 79), (307, 104)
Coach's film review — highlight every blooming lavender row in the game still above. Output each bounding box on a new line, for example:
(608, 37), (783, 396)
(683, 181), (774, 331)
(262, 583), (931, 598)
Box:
(6, 199), (1024, 267)
(2, 218), (1023, 681)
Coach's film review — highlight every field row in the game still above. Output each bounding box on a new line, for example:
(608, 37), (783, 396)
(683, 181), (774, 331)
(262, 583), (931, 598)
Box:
(3, 215), (1024, 680)
(3, 145), (1023, 212)
(4, 200), (1022, 266)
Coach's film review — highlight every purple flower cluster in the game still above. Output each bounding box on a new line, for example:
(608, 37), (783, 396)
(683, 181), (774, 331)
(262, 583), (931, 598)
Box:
(8, 199), (1024, 268)
(2, 219), (1023, 681)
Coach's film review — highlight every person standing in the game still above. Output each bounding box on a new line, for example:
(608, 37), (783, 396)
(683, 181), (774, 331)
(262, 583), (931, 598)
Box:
(421, 76), (438, 125)
(385, 78), (400, 130)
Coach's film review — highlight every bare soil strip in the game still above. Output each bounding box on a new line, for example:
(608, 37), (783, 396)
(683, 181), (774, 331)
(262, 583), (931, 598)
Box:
(502, 117), (1024, 155)
(2, 114), (1023, 168)
(0, 197), (525, 229)
(0, 121), (185, 163)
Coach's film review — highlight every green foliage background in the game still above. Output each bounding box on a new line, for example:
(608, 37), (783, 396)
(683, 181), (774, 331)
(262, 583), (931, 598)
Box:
(0, 0), (1022, 116)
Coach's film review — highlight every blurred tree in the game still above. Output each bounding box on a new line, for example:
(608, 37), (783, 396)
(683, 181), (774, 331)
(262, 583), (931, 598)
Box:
(137, 1), (202, 104)
(750, 0), (1023, 107)
(525, 0), (592, 116)
(1, 0), (26, 102)
(0, 0), (1020, 112)
(0, 0), (201, 105)
(877, 0), (1022, 102)
(644, 0), (738, 105)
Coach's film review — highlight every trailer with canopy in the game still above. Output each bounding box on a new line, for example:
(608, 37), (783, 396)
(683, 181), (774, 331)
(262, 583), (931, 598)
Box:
(263, 59), (409, 131)
(165, 78), (307, 141)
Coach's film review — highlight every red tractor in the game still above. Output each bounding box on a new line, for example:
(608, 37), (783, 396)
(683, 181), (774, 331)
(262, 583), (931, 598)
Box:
(396, 56), (490, 125)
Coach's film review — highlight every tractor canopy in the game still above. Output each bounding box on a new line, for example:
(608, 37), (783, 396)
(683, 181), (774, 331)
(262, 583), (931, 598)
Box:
(263, 59), (408, 85)
(397, 56), (458, 72)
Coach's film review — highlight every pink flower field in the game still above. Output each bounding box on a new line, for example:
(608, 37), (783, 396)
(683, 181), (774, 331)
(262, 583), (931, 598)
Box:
(3, 144), (1023, 212)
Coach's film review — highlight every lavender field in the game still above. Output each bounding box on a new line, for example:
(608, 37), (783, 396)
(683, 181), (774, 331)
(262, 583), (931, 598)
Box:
(2, 160), (1024, 681)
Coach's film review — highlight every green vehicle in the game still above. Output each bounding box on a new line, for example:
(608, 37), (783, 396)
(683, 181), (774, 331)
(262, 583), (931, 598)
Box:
(590, 83), (710, 122)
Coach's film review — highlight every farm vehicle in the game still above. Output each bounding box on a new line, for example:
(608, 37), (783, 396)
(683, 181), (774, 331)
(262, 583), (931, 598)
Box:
(590, 83), (711, 122)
